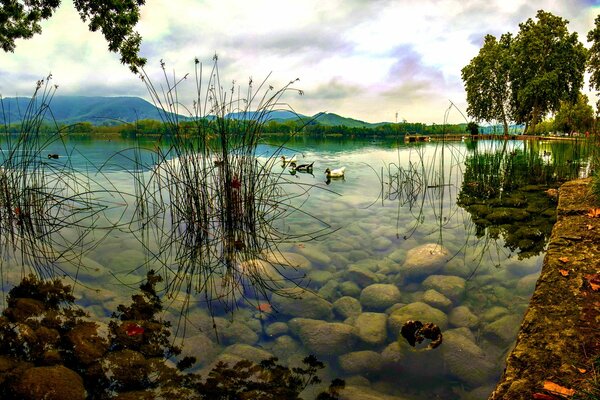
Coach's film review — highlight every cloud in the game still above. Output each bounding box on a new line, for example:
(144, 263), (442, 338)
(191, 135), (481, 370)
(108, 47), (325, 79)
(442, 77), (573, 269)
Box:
(0, 0), (598, 124)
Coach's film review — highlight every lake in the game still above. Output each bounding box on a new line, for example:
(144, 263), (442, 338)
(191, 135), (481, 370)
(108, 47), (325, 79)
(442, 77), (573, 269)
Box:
(0, 135), (590, 399)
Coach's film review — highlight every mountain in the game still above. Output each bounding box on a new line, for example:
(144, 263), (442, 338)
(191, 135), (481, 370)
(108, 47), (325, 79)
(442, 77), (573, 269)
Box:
(309, 112), (386, 128)
(0, 96), (174, 126)
(0, 95), (384, 128)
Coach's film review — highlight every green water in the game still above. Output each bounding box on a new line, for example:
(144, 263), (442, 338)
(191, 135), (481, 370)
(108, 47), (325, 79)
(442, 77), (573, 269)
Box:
(0, 135), (591, 399)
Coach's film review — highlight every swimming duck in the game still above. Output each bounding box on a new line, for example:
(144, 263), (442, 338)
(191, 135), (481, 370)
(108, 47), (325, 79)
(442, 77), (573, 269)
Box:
(290, 161), (314, 172)
(280, 155), (297, 165)
(47, 154), (59, 159)
(325, 167), (345, 178)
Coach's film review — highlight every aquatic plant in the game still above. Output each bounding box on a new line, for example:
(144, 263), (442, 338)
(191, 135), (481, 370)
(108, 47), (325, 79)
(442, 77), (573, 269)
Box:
(128, 57), (331, 325)
(0, 271), (343, 400)
(0, 76), (117, 283)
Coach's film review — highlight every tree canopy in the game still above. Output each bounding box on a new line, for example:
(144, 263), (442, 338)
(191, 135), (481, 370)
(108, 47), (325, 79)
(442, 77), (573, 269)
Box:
(461, 33), (512, 135)
(587, 14), (600, 113)
(509, 10), (587, 130)
(462, 10), (589, 134)
(554, 93), (594, 134)
(0, 0), (146, 73)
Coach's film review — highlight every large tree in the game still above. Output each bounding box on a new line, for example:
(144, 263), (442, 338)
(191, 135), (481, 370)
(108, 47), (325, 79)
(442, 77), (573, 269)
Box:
(461, 33), (513, 135)
(587, 14), (600, 113)
(0, 0), (146, 73)
(554, 93), (595, 134)
(509, 10), (587, 132)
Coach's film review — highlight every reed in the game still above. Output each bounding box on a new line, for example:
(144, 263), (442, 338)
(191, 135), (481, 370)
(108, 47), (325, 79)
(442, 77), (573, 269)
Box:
(129, 58), (330, 323)
(0, 76), (112, 283)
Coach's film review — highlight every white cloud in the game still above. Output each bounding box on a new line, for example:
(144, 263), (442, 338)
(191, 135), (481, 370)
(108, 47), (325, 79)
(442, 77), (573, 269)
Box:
(0, 0), (598, 123)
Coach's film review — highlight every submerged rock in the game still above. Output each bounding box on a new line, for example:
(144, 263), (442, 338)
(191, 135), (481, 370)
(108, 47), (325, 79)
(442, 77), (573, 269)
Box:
(359, 284), (402, 311)
(422, 275), (466, 301)
(338, 350), (383, 375)
(483, 314), (522, 344)
(354, 312), (387, 345)
(288, 318), (357, 356)
(66, 321), (110, 365)
(448, 306), (479, 328)
(402, 243), (450, 278)
(333, 296), (362, 319)
(10, 365), (86, 400)
(422, 289), (453, 310)
(271, 288), (333, 319)
(388, 302), (448, 336)
(339, 385), (410, 400)
(441, 329), (496, 387)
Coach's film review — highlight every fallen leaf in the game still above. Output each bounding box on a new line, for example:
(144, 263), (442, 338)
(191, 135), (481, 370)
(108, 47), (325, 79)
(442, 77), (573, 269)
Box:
(558, 257), (570, 263)
(124, 323), (145, 337)
(533, 393), (559, 400)
(543, 381), (575, 396)
(587, 224), (594, 230)
(559, 269), (569, 277)
(577, 368), (587, 374)
(587, 208), (600, 218)
(584, 274), (600, 291)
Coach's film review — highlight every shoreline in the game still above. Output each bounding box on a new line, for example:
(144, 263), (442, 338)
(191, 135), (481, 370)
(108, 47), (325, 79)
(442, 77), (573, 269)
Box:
(490, 178), (600, 399)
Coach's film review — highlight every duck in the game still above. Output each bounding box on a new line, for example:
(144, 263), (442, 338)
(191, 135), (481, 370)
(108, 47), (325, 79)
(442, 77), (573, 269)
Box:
(290, 161), (314, 172)
(47, 154), (59, 159)
(325, 167), (345, 178)
(280, 155), (297, 166)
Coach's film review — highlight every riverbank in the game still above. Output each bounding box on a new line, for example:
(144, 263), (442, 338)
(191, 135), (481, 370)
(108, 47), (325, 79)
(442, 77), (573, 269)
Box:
(490, 178), (600, 399)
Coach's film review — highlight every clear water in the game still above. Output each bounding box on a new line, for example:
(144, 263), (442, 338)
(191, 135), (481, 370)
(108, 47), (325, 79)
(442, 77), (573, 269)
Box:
(0, 135), (589, 399)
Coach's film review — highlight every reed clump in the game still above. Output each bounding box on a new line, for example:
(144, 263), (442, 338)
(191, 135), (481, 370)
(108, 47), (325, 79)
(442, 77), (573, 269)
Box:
(130, 57), (329, 321)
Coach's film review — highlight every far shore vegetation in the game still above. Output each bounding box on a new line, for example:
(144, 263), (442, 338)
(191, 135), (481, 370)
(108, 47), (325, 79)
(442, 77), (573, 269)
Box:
(1, 116), (596, 139)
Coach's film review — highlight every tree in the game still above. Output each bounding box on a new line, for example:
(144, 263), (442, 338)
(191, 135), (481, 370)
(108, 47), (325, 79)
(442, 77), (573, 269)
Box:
(465, 121), (479, 136)
(587, 14), (600, 113)
(462, 33), (513, 135)
(0, 0), (146, 73)
(509, 10), (587, 133)
(554, 93), (594, 134)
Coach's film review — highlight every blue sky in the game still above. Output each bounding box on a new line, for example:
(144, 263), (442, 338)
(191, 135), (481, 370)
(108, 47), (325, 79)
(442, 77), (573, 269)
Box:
(0, 0), (598, 123)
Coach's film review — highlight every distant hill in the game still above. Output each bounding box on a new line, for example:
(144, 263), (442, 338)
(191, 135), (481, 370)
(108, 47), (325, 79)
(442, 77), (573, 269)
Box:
(0, 96), (178, 126)
(309, 112), (388, 128)
(0, 95), (385, 128)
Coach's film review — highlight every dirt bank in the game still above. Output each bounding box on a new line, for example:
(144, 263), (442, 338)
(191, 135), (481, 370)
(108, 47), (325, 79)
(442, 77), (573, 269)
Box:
(490, 178), (600, 399)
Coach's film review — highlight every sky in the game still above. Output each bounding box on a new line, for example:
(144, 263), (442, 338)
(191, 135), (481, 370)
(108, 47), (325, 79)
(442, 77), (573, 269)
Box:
(0, 0), (599, 124)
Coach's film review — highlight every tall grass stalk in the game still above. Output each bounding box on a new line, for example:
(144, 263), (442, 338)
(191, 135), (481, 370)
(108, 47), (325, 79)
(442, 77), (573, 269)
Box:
(130, 58), (330, 325)
(0, 76), (115, 284)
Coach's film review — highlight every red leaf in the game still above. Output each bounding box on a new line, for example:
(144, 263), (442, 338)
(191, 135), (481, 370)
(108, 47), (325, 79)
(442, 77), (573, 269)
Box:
(558, 257), (569, 263)
(559, 269), (569, 277)
(125, 323), (145, 336)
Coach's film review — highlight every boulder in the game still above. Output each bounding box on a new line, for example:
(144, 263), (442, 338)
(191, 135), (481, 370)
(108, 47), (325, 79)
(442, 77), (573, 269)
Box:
(448, 306), (479, 328)
(422, 289), (452, 310)
(264, 322), (288, 337)
(422, 275), (466, 301)
(333, 296), (362, 319)
(339, 385), (410, 400)
(271, 288), (333, 319)
(10, 365), (86, 400)
(346, 266), (379, 287)
(66, 321), (110, 365)
(338, 350), (383, 375)
(359, 284), (401, 311)
(402, 243), (450, 278)
(441, 330), (496, 387)
(222, 344), (273, 363)
(483, 314), (522, 343)
(354, 312), (388, 345)
(288, 318), (357, 356)
(388, 302), (448, 336)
